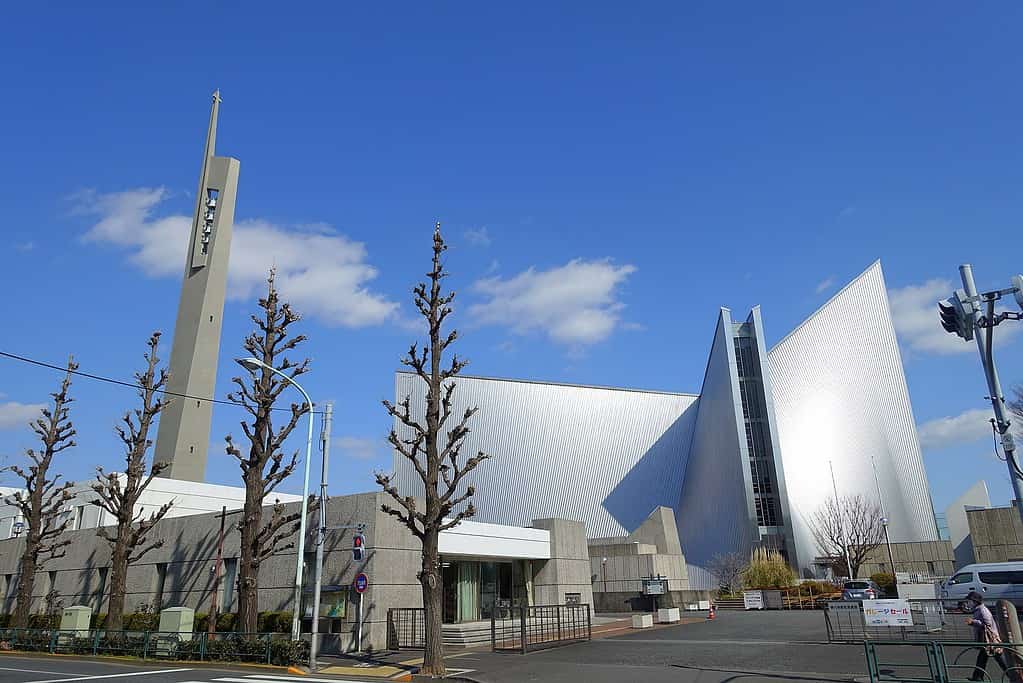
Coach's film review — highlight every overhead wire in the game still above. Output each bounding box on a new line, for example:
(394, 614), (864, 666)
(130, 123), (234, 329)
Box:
(0, 350), (322, 414)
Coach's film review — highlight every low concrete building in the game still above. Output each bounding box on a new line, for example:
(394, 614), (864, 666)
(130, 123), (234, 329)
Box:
(588, 507), (710, 611)
(857, 540), (954, 579)
(0, 477), (301, 540)
(0, 490), (590, 652)
(967, 505), (1023, 563)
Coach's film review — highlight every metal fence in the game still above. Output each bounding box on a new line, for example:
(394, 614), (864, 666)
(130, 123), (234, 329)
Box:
(826, 599), (995, 643)
(0, 628), (299, 665)
(492, 604), (591, 654)
(863, 640), (1023, 683)
(387, 608), (426, 650)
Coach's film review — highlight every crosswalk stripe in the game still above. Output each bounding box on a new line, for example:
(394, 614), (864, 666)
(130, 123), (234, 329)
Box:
(31, 669), (193, 683)
(214, 678), (368, 683)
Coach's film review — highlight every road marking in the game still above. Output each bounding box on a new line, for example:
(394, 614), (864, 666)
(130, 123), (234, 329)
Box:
(241, 676), (382, 682)
(0, 666), (88, 676)
(31, 669), (193, 683)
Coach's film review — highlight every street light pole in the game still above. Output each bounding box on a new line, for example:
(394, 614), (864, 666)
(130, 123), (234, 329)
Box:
(309, 402), (332, 671)
(235, 357), (315, 642)
(871, 457), (897, 593)
(958, 265), (1023, 528)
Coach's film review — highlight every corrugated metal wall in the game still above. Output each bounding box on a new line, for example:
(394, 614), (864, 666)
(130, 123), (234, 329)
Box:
(675, 309), (759, 584)
(766, 261), (939, 575)
(391, 373), (698, 538)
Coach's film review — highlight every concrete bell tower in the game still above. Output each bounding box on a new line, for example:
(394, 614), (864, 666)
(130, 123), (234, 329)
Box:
(153, 91), (240, 482)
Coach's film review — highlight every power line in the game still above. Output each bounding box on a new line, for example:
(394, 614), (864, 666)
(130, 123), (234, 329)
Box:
(0, 350), (321, 414)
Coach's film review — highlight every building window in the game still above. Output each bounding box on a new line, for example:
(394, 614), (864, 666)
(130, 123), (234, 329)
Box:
(95, 568), (109, 612)
(154, 563), (167, 610)
(74, 505), (85, 531)
(222, 558), (238, 611)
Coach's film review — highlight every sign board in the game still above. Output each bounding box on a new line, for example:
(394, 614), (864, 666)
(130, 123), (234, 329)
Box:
(895, 572), (911, 585)
(743, 590), (764, 610)
(862, 599), (913, 627)
(12, 521), (24, 536)
(354, 573), (369, 594)
(826, 600), (862, 613)
(642, 579), (666, 596)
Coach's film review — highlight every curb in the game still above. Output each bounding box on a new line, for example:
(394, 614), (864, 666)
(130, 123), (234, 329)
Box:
(0, 648), (293, 673)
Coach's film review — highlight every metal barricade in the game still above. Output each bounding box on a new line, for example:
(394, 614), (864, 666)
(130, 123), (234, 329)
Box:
(864, 640), (1023, 683)
(827, 599), (980, 643)
(492, 604), (591, 654)
(387, 607), (425, 650)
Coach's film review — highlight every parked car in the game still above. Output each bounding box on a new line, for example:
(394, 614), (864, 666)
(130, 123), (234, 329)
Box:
(842, 579), (881, 601)
(941, 562), (1023, 608)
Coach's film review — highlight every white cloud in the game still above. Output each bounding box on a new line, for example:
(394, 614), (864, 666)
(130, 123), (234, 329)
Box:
(334, 436), (384, 460)
(918, 408), (994, 449)
(464, 227), (492, 247)
(888, 278), (1020, 355)
(76, 187), (398, 327)
(469, 259), (637, 346)
(816, 276), (836, 294)
(0, 402), (44, 431)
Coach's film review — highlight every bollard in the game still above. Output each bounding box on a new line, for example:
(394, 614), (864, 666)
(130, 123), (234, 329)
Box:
(996, 600), (1023, 682)
(707, 603), (716, 620)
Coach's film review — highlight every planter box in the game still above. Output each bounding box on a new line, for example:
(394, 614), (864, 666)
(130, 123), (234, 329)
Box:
(657, 608), (681, 623)
(631, 614), (654, 628)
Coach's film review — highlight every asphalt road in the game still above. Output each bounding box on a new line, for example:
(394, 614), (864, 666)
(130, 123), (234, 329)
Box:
(0, 654), (375, 683)
(456, 610), (951, 683)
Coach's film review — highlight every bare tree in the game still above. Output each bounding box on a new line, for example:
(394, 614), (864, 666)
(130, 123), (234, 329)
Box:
(375, 224), (490, 676)
(809, 494), (885, 579)
(1011, 385), (1023, 432)
(91, 332), (173, 632)
(708, 552), (745, 594)
(2, 360), (77, 627)
(225, 270), (315, 635)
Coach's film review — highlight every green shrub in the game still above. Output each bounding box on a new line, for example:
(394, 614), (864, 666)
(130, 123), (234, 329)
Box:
(122, 611), (160, 632)
(870, 572), (895, 596)
(26, 614), (59, 629)
(89, 613), (107, 629)
(742, 548), (797, 589)
(257, 611), (291, 633)
(193, 613), (209, 633)
(216, 612), (237, 632)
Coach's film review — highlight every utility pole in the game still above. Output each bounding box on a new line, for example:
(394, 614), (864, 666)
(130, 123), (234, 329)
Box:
(208, 506), (241, 635)
(871, 457), (898, 594)
(946, 266), (1023, 528)
(830, 461), (853, 578)
(310, 401), (333, 671)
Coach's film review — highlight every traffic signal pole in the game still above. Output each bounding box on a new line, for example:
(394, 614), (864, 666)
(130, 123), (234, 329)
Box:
(310, 401), (333, 671)
(959, 265), (1023, 528)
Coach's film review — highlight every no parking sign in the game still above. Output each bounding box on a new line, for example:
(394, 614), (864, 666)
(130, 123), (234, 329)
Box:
(354, 572), (369, 593)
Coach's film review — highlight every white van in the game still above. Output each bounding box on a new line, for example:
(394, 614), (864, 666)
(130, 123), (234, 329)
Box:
(941, 562), (1023, 607)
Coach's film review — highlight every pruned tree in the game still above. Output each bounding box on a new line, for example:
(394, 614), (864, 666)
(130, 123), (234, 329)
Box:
(809, 494), (885, 579)
(91, 332), (173, 633)
(2, 359), (77, 627)
(375, 223), (490, 676)
(1011, 385), (1023, 433)
(708, 551), (745, 594)
(225, 270), (316, 636)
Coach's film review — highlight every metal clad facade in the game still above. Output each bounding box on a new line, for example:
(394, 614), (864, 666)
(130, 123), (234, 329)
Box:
(766, 261), (938, 575)
(675, 309), (758, 581)
(392, 373), (698, 537)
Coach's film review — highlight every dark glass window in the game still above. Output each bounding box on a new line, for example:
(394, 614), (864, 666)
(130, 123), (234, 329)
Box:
(948, 573), (973, 585)
(979, 571), (1023, 585)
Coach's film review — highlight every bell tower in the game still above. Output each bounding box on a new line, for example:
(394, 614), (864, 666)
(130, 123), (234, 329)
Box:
(153, 91), (240, 482)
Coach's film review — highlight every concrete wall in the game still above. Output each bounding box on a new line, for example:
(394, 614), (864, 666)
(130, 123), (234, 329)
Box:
(0, 491), (591, 652)
(531, 518), (593, 607)
(945, 481), (991, 569)
(858, 540), (954, 578)
(967, 506), (1023, 563)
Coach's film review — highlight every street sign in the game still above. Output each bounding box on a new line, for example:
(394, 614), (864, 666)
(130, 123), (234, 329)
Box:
(354, 572), (368, 594)
(862, 599), (913, 627)
(743, 591), (765, 610)
(642, 579), (665, 596)
(12, 521), (24, 536)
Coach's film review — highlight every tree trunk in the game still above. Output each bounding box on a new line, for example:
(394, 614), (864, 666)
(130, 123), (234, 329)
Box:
(105, 542), (129, 632)
(237, 480), (262, 635)
(420, 529), (445, 676)
(13, 548), (37, 628)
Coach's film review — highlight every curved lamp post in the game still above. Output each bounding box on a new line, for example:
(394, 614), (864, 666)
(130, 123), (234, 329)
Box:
(235, 357), (314, 642)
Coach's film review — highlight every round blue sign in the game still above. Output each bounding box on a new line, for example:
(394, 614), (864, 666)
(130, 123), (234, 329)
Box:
(354, 572), (369, 593)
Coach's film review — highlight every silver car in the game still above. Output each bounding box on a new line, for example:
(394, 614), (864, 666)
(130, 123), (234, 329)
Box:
(842, 579), (881, 601)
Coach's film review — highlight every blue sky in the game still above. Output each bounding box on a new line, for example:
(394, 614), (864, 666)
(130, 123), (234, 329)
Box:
(1, 3), (1021, 516)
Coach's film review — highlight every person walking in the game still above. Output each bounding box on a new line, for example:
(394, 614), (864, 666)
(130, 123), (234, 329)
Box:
(965, 590), (1010, 682)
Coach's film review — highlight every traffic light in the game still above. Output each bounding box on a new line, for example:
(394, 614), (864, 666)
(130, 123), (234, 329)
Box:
(353, 533), (365, 562)
(938, 289), (974, 341)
